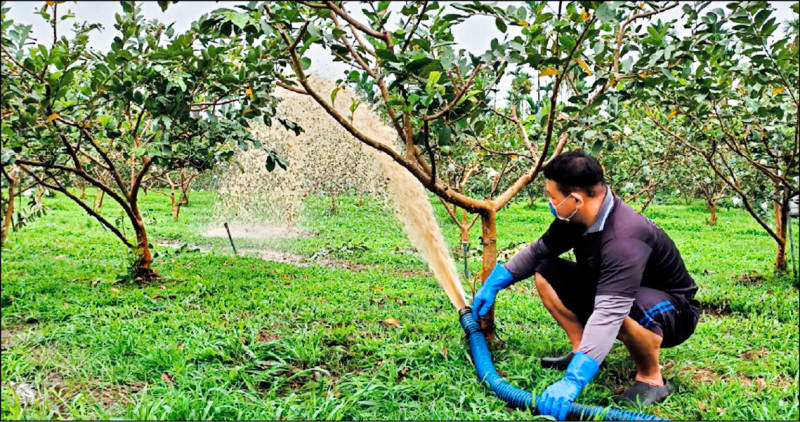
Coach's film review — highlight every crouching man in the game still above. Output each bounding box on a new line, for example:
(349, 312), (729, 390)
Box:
(473, 151), (700, 419)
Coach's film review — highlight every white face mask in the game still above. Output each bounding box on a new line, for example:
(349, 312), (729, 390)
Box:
(549, 195), (579, 222)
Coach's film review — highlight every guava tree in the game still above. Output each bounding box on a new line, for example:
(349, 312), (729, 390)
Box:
(216, 0), (683, 335)
(0, 2), (285, 280)
(627, 1), (799, 270)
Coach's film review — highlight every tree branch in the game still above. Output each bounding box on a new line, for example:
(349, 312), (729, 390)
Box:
(17, 164), (133, 248)
(423, 64), (482, 121)
(273, 18), (487, 214)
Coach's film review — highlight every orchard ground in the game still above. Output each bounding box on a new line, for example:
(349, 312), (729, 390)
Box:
(1, 190), (798, 420)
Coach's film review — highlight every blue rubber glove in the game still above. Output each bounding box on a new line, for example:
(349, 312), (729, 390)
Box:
(537, 352), (600, 420)
(472, 264), (516, 319)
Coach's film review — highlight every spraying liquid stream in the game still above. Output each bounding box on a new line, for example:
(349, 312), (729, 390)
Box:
(286, 77), (468, 310)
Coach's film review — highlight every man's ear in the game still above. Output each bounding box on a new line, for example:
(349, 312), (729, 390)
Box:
(572, 192), (585, 208)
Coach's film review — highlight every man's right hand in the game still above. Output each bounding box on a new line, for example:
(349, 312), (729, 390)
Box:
(472, 264), (516, 319)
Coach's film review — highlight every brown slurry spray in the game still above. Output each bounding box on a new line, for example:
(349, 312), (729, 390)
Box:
(279, 75), (468, 310)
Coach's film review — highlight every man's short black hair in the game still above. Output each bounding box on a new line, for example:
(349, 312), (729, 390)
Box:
(543, 150), (605, 197)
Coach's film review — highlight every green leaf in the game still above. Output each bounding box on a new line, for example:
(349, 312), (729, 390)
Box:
(231, 12), (250, 30)
(300, 57), (312, 70)
(591, 139), (603, 154)
(438, 125), (451, 146)
(426, 71), (441, 94)
(495, 18), (507, 33)
(595, 2), (618, 22)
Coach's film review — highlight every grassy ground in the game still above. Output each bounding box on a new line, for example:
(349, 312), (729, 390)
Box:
(1, 190), (798, 420)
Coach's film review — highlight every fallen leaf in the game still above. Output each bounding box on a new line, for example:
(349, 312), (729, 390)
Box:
(320, 299), (327, 304)
(109, 288), (120, 293)
(698, 401), (707, 411)
(160, 285), (167, 290)
(396, 366), (411, 382)
(772, 87), (785, 96)
(161, 371), (175, 383)
(575, 58), (593, 76)
(443, 345), (449, 358)
(370, 286), (385, 293)
(539, 67), (559, 77)
(383, 318), (401, 327)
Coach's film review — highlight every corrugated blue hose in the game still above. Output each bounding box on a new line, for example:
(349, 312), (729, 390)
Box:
(459, 309), (667, 421)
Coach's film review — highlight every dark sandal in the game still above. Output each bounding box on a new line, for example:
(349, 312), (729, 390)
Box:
(613, 379), (673, 406)
(541, 351), (575, 370)
(540, 352), (607, 371)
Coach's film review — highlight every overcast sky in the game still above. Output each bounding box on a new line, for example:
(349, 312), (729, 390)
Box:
(4, 1), (795, 100)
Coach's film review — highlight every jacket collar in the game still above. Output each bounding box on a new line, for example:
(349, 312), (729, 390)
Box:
(585, 185), (614, 234)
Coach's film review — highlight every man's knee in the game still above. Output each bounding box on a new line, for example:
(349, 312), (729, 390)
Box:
(617, 317), (662, 348)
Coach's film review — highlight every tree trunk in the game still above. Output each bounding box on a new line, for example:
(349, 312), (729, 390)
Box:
(1, 172), (15, 244)
(94, 190), (105, 211)
(527, 187), (536, 208)
(479, 209), (498, 340)
(179, 173), (193, 206)
(179, 189), (189, 206)
(460, 209), (470, 242)
(708, 199), (717, 226)
(130, 204), (159, 282)
(35, 185), (46, 206)
(329, 190), (338, 214)
(169, 184), (180, 221)
(774, 191), (788, 271)
(640, 194), (655, 213)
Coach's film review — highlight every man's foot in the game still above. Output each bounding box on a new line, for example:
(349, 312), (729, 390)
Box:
(613, 379), (673, 406)
(540, 351), (575, 370)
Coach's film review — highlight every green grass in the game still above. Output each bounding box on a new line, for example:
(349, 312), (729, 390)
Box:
(1, 190), (798, 420)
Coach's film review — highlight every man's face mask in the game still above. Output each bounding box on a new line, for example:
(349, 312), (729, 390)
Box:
(549, 194), (579, 222)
